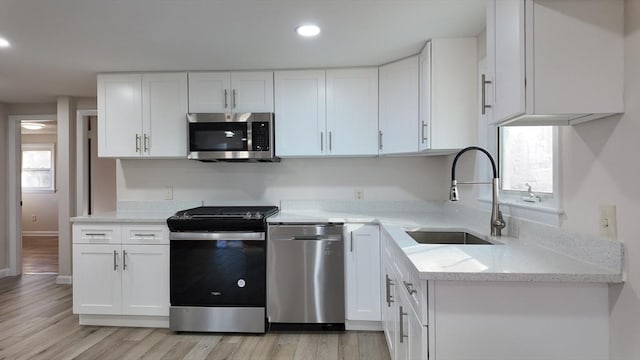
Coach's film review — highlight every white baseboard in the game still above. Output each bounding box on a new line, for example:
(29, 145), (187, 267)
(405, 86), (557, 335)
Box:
(79, 314), (169, 328)
(22, 231), (59, 237)
(345, 320), (384, 331)
(0, 268), (9, 278)
(56, 275), (72, 284)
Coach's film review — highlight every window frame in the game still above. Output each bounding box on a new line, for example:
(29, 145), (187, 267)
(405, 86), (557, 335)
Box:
(21, 143), (56, 193)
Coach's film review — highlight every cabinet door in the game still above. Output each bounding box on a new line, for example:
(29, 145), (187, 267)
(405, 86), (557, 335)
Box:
(97, 74), (143, 157)
(407, 304), (427, 360)
(418, 42), (431, 152)
(188, 72), (231, 113)
(121, 245), (169, 316)
(274, 70), (326, 156)
(72, 244), (121, 314)
(326, 68), (379, 156)
(379, 56), (420, 154)
(231, 72), (274, 113)
(382, 261), (398, 360)
(345, 224), (381, 321)
(142, 73), (188, 157)
(490, 0), (526, 123)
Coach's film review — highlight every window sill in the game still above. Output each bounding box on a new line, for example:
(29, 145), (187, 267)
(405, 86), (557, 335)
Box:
(23, 189), (56, 194)
(478, 196), (564, 227)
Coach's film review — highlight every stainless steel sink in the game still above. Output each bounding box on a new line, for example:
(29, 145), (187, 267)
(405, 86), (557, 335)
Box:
(405, 231), (494, 245)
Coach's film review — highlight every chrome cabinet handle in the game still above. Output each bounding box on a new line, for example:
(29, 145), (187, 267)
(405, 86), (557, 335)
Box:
(421, 122), (428, 143)
(403, 280), (418, 295)
(350, 231), (354, 252)
(224, 89), (229, 109)
(232, 89), (237, 109)
(113, 250), (118, 271)
(123, 250), (128, 270)
(85, 232), (106, 236)
(135, 134), (141, 153)
(481, 74), (492, 115)
(320, 132), (324, 152)
(385, 274), (395, 307)
(399, 306), (408, 343)
(143, 134), (149, 153)
(134, 233), (155, 237)
(329, 131), (333, 152)
(378, 131), (383, 151)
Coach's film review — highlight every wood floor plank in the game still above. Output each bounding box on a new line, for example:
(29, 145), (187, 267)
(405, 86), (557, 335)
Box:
(0, 275), (390, 360)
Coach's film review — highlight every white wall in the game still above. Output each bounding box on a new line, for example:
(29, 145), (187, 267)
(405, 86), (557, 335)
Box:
(57, 97), (76, 279)
(21, 133), (59, 234)
(0, 103), (8, 271)
(117, 156), (449, 204)
(564, 1), (640, 357)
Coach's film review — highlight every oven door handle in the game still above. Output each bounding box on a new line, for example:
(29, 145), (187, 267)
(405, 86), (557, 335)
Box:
(170, 232), (265, 241)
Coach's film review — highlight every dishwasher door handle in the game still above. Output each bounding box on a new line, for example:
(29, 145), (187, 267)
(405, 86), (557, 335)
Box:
(285, 236), (342, 242)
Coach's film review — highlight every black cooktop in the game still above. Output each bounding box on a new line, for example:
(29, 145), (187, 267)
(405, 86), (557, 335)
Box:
(167, 206), (279, 232)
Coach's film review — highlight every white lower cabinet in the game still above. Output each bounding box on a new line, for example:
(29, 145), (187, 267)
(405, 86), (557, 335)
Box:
(344, 224), (381, 329)
(72, 223), (169, 327)
(381, 227), (610, 360)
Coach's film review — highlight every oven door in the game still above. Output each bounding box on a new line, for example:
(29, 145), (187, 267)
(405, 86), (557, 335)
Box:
(170, 232), (266, 307)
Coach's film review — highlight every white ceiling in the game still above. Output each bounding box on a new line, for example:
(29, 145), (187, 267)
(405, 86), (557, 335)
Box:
(0, 0), (486, 104)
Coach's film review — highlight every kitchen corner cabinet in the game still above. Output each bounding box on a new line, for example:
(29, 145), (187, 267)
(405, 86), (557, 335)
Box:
(344, 224), (381, 328)
(188, 71), (274, 113)
(72, 223), (169, 327)
(97, 72), (188, 158)
(379, 56), (420, 155)
(381, 228), (609, 360)
(421, 38), (477, 151)
(274, 68), (378, 157)
(486, 0), (623, 126)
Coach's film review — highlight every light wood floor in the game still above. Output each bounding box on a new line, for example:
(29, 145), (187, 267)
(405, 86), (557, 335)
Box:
(22, 236), (58, 274)
(0, 275), (391, 360)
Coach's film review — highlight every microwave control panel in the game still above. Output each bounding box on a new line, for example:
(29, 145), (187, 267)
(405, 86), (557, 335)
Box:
(252, 122), (270, 151)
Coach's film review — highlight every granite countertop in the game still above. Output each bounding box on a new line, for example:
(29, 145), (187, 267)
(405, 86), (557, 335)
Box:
(269, 208), (624, 284)
(72, 200), (624, 284)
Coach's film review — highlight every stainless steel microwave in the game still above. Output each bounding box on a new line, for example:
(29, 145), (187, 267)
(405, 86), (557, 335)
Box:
(187, 112), (278, 162)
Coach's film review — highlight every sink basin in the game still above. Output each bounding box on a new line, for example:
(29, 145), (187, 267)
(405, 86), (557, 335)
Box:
(405, 231), (493, 245)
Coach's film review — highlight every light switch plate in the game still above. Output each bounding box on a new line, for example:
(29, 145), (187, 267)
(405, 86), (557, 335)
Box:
(599, 205), (617, 240)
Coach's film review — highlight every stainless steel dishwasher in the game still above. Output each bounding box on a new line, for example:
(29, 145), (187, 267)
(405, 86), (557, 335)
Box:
(267, 223), (344, 330)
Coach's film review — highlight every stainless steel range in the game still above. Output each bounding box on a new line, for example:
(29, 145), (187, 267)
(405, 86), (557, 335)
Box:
(166, 205), (278, 333)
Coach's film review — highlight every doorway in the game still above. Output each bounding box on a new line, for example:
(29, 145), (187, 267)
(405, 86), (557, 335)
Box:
(20, 119), (59, 274)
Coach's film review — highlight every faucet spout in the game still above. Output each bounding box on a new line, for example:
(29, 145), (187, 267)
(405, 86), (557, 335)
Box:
(450, 146), (506, 236)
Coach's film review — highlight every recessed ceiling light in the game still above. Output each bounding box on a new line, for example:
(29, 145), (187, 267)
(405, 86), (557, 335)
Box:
(0, 37), (10, 48)
(296, 24), (321, 38)
(21, 123), (45, 130)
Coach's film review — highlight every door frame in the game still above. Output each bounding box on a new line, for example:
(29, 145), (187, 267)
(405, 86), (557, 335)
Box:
(75, 110), (97, 217)
(7, 114), (57, 276)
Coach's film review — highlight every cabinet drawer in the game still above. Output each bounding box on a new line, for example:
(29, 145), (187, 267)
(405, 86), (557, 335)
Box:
(399, 258), (428, 326)
(122, 225), (168, 244)
(73, 224), (120, 244)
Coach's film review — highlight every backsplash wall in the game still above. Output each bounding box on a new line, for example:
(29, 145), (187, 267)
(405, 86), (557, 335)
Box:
(117, 156), (449, 205)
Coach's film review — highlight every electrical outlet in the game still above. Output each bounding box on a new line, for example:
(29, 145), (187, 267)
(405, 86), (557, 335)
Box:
(599, 205), (617, 240)
(164, 186), (173, 200)
(354, 189), (364, 200)
(31, 215), (37, 222)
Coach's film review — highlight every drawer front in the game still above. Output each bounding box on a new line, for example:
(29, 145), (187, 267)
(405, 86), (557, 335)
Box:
(122, 224), (169, 244)
(399, 257), (428, 325)
(73, 224), (120, 244)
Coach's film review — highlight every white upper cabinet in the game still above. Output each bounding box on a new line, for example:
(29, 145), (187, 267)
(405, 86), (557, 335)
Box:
(379, 56), (420, 154)
(326, 68), (379, 156)
(423, 38), (477, 151)
(98, 72), (188, 158)
(97, 74), (143, 158)
(274, 68), (379, 157)
(188, 71), (274, 113)
(274, 70), (326, 156)
(486, 0), (624, 126)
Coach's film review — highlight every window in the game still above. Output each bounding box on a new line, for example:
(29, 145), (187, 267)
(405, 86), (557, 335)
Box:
(22, 144), (55, 192)
(500, 126), (553, 194)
